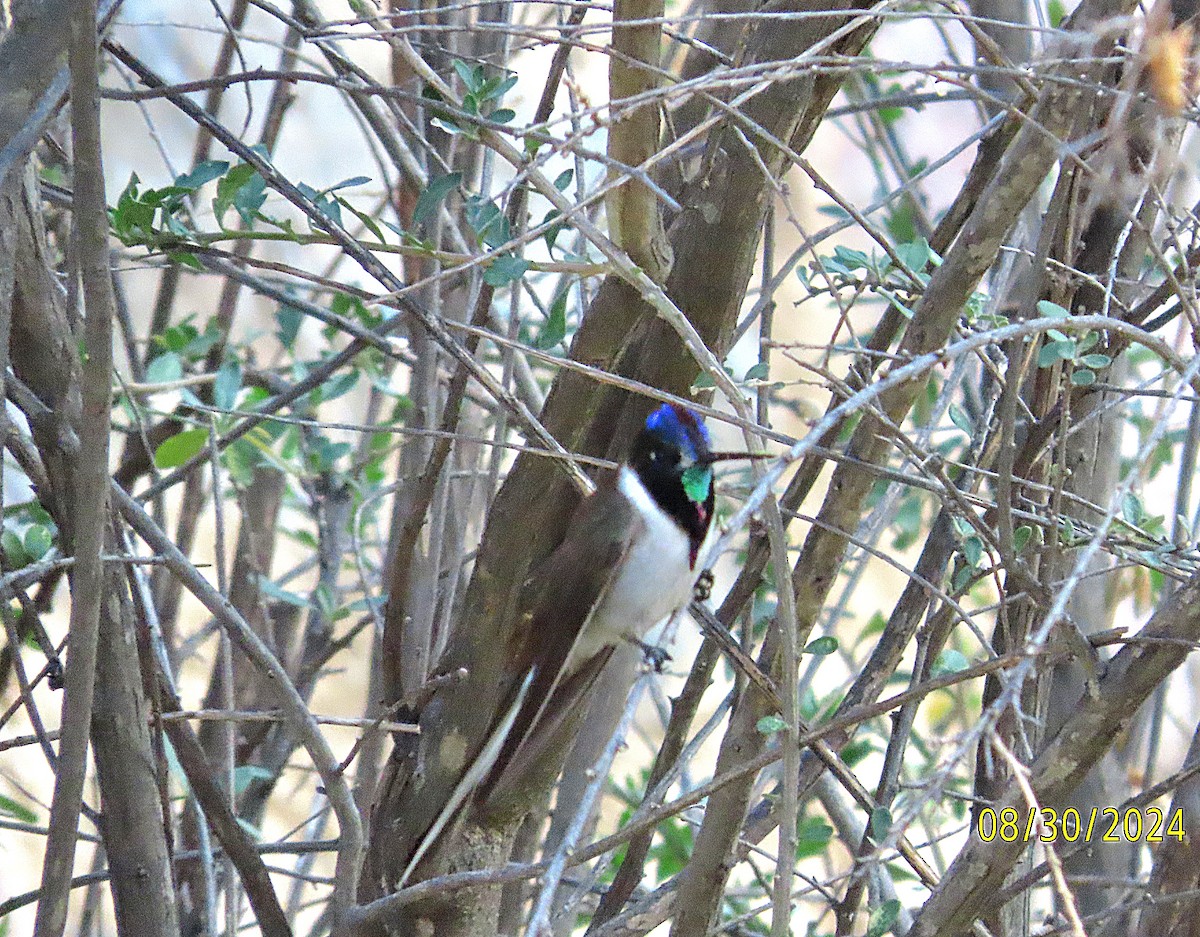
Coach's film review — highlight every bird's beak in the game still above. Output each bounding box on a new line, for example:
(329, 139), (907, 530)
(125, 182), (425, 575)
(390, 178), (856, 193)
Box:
(700, 451), (773, 465)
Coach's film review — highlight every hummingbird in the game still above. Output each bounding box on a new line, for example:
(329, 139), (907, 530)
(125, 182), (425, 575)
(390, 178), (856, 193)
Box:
(480, 402), (754, 806)
(392, 403), (766, 883)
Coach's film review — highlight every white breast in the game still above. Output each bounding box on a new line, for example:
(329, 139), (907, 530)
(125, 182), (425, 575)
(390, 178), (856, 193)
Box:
(571, 466), (714, 661)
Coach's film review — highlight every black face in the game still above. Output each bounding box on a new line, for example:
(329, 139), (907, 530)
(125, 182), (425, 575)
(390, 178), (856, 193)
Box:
(628, 430), (714, 567)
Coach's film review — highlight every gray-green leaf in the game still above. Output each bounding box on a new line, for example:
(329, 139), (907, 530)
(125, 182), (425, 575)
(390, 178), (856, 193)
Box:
(866, 899), (902, 937)
(931, 648), (970, 677)
(413, 172), (462, 224)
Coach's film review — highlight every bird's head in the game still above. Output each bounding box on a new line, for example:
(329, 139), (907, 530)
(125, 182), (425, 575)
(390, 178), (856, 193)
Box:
(630, 403), (715, 506)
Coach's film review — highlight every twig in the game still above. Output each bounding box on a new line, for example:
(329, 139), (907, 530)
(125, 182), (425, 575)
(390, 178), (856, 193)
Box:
(34, 2), (114, 932)
(159, 708), (419, 734)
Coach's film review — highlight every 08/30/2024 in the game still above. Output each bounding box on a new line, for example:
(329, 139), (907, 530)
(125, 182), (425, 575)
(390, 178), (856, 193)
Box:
(975, 806), (1184, 844)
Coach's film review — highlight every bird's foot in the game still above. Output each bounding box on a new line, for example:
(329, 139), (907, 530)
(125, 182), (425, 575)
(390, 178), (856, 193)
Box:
(46, 657), (64, 691)
(630, 638), (671, 673)
(693, 568), (715, 602)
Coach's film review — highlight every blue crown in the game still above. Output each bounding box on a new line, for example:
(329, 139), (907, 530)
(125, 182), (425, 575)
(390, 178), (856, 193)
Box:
(644, 403), (711, 461)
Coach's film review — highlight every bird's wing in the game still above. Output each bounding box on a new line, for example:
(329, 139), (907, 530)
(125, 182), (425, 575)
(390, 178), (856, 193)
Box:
(480, 478), (643, 810)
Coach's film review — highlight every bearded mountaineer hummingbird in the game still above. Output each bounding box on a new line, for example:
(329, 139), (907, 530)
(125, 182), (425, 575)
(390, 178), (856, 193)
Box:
(480, 402), (757, 803)
(394, 403), (764, 882)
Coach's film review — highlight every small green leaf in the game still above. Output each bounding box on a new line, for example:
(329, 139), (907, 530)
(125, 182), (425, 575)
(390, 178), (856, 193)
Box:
(145, 352), (183, 385)
(553, 168), (574, 191)
(465, 195), (510, 247)
(298, 181), (341, 226)
(1038, 339), (1076, 367)
(894, 237), (931, 273)
(863, 611), (887, 637)
(817, 203), (851, 220)
(840, 738), (874, 767)
(326, 175), (371, 192)
(804, 636), (838, 656)
(3, 529), (27, 568)
(23, 525), (52, 560)
(744, 362), (769, 381)
(213, 356), (242, 411)
(832, 245), (870, 270)
(452, 59), (480, 92)
(430, 116), (465, 136)
(948, 403), (972, 435)
(681, 464), (712, 503)
(1012, 525), (1033, 554)
(308, 437), (353, 473)
(795, 816), (833, 859)
(413, 172), (462, 225)
(175, 160), (229, 191)
(799, 686), (819, 721)
(214, 163), (266, 226)
(1080, 353), (1111, 369)
(756, 714), (788, 735)
(275, 302), (303, 349)
(931, 648), (970, 677)
(233, 764), (274, 796)
(338, 196), (386, 242)
(962, 534), (983, 568)
(256, 575), (311, 608)
(541, 208), (565, 251)
(1036, 299), (1070, 319)
(154, 428), (208, 468)
(483, 255), (530, 286)
(1070, 368), (1096, 386)
(879, 103), (903, 124)
(168, 251), (203, 271)
(646, 814), (693, 880)
(536, 288), (569, 349)
(869, 806), (892, 842)
(218, 164), (258, 199)
(222, 437), (264, 486)
(490, 74), (519, 100)
(866, 899), (902, 937)
(1123, 493), (1144, 525)
(796, 265), (812, 292)
(0, 792), (39, 824)
(320, 369), (360, 404)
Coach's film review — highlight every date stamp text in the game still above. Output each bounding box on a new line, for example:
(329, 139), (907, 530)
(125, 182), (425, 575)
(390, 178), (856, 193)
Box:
(976, 806), (1185, 844)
